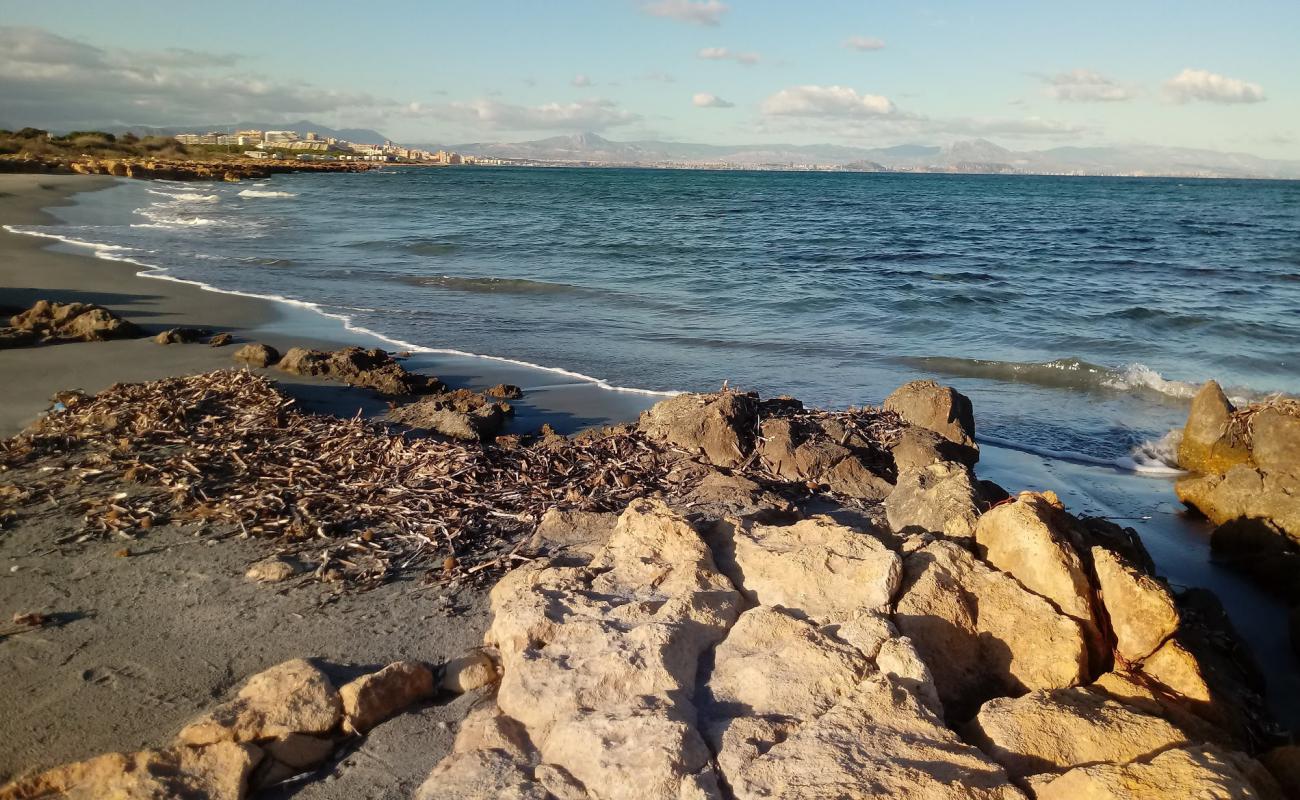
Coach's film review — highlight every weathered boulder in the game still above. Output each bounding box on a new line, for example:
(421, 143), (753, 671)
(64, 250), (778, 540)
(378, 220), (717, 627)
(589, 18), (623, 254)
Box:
(756, 417), (893, 500)
(279, 346), (441, 396)
(720, 673), (1025, 800)
(636, 391), (757, 468)
(1177, 466), (1300, 539)
(441, 650), (499, 694)
(885, 461), (981, 540)
(1034, 744), (1277, 800)
(674, 471), (795, 523)
(486, 383), (524, 399)
(1252, 408), (1300, 479)
(232, 342), (280, 367)
(891, 425), (978, 472)
(177, 659), (342, 746)
(709, 516), (901, 623)
(894, 540), (1089, 718)
(470, 499), (740, 799)
(884, 380), (977, 453)
(1140, 637), (1212, 704)
(966, 687), (1190, 778)
(244, 556), (298, 583)
(9, 300), (141, 342)
(339, 660), (435, 734)
(974, 493), (1103, 665)
(389, 388), (511, 441)
(1091, 545), (1179, 663)
(0, 742), (261, 800)
(208, 332), (233, 347)
(154, 327), (209, 345)
(1177, 381), (1251, 475)
(525, 508), (619, 560)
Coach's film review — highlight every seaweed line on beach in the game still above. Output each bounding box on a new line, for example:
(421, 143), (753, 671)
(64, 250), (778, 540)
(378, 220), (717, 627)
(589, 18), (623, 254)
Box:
(0, 369), (905, 590)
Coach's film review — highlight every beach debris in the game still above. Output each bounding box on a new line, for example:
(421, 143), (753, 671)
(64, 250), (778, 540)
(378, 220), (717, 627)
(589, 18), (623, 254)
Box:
(486, 383), (524, 400)
(8, 299), (141, 343)
(11, 611), (48, 628)
(245, 556), (299, 583)
(208, 332), (233, 347)
(339, 660), (435, 734)
(278, 346), (443, 396)
(154, 327), (210, 345)
(233, 342), (280, 368)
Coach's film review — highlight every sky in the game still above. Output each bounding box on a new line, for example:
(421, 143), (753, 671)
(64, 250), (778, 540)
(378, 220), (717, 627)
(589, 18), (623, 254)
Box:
(1, 0), (1297, 158)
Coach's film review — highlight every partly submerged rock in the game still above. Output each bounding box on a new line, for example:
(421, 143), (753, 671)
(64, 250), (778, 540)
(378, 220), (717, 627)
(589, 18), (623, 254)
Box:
(279, 346), (441, 396)
(1177, 380), (1251, 476)
(884, 380), (977, 454)
(177, 659), (341, 746)
(637, 391), (757, 468)
(208, 332), (233, 347)
(486, 383), (524, 400)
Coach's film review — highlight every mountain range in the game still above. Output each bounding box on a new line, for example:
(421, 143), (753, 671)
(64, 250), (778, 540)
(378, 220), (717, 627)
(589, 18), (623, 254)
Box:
(414, 132), (1300, 180)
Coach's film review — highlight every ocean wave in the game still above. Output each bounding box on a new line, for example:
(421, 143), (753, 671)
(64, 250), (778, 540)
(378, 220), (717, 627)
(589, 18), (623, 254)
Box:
(1116, 429), (1186, 475)
(1, 225), (137, 252)
(903, 355), (1265, 404)
(398, 275), (594, 296)
(147, 189), (220, 203)
(238, 189), (297, 198)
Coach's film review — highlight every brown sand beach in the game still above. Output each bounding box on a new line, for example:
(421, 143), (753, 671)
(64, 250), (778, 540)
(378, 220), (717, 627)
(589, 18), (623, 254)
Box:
(3, 174), (1300, 799)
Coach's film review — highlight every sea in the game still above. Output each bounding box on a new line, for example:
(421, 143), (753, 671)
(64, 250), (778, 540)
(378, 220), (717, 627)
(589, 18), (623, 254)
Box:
(8, 166), (1300, 721)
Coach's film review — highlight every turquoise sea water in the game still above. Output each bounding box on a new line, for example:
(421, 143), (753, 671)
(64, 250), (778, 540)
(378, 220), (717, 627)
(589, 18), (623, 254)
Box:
(14, 167), (1298, 472)
(8, 166), (1300, 726)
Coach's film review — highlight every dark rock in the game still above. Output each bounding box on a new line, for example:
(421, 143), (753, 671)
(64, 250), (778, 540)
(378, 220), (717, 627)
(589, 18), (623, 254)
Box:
(891, 426), (978, 472)
(278, 346), (441, 396)
(232, 343), (281, 368)
(0, 327), (38, 349)
(154, 327), (209, 345)
(208, 332), (233, 347)
(388, 390), (511, 441)
(10, 300), (141, 342)
(756, 417), (892, 500)
(637, 391), (758, 468)
(486, 383), (524, 400)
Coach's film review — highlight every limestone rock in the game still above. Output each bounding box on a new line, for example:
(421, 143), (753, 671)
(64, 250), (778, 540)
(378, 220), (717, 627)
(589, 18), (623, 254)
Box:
(675, 471), (795, 523)
(339, 660), (435, 734)
(178, 659), (342, 745)
(154, 327), (209, 345)
(416, 706), (565, 800)
(974, 493), (1102, 663)
(884, 380), (977, 452)
(756, 417), (893, 500)
(0, 742), (261, 800)
(1140, 637), (1212, 703)
(389, 389), (511, 441)
(891, 425), (978, 472)
(714, 516), (901, 622)
(636, 391), (757, 468)
(1035, 744), (1276, 800)
(279, 346), (441, 396)
(885, 461), (981, 540)
(486, 383), (524, 399)
(475, 499), (740, 799)
(1178, 380), (1251, 475)
(1252, 408), (1300, 479)
(894, 540), (1089, 718)
(10, 299), (141, 342)
(232, 343), (280, 368)
(1178, 466), (1300, 539)
(722, 673), (1025, 800)
(264, 732), (335, 769)
(441, 650), (499, 694)
(208, 332), (233, 347)
(1091, 546), (1179, 662)
(526, 508), (618, 560)
(966, 687), (1190, 778)
(244, 556), (297, 583)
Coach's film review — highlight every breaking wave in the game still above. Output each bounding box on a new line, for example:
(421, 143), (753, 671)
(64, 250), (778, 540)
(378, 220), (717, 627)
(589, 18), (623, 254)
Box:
(238, 189), (297, 198)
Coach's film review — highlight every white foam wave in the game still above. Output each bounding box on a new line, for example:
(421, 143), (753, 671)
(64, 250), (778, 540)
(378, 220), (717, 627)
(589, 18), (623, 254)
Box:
(2, 225), (136, 252)
(147, 189), (220, 203)
(238, 189), (297, 198)
(1116, 429), (1186, 476)
(1101, 364), (1200, 400)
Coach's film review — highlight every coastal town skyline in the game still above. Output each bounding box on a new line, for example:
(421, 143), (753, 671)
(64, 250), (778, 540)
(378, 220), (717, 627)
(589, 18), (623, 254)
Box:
(1, 1), (1297, 161)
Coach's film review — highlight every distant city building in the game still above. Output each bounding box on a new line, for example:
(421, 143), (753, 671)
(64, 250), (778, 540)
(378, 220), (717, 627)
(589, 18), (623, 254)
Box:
(263, 130), (300, 144)
(305, 132), (319, 141)
(236, 129), (264, 140)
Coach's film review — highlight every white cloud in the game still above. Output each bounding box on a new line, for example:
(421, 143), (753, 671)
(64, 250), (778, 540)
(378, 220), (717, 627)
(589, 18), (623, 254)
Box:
(761, 85), (896, 118)
(445, 97), (641, 131)
(0, 26), (387, 128)
(1043, 69), (1132, 102)
(572, 73), (592, 88)
(1164, 68), (1264, 104)
(641, 0), (728, 26)
(844, 36), (885, 52)
(692, 92), (734, 108)
(696, 47), (760, 65)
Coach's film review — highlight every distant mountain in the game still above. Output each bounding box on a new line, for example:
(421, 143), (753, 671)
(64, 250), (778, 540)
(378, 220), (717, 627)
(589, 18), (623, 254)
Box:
(413, 132), (1300, 180)
(99, 120), (390, 145)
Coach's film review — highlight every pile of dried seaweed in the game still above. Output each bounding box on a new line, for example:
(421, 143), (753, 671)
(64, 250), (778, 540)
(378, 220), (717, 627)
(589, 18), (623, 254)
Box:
(0, 371), (690, 588)
(1224, 394), (1300, 449)
(0, 370), (906, 589)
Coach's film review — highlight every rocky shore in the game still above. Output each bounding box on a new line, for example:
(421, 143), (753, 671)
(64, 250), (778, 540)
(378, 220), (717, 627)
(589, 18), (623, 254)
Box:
(2, 294), (1299, 798)
(0, 154), (371, 182)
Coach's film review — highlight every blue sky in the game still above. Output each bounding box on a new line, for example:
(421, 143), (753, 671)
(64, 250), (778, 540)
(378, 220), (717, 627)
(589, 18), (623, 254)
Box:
(1, 0), (1296, 157)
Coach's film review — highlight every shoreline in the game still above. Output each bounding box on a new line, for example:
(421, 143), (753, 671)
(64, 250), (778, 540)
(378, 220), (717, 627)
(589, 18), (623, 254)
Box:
(2, 172), (1297, 730)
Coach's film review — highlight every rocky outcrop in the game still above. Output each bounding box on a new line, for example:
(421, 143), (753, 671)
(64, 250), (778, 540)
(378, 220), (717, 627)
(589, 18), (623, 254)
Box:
(8, 300), (140, 343)
(278, 346), (441, 396)
(1032, 744), (1279, 799)
(388, 388), (512, 441)
(885, 461), (981, 540)
(894, 540), (1090, 718)
(1178, 381), (1252, 475)
(1091, 545), (1179, 663)
(155, 327), (210, 344)
(338, 661), (435, 734)
(233, 343), (280, 368)
(884, 379), (978, 456)
(0, 742), (261, 800)
(178, 659), (342, 746)
(636, 391), (757, 468)
(755, 415), (893, 500)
